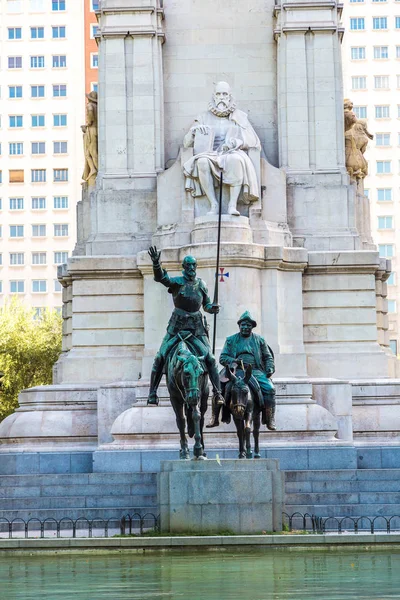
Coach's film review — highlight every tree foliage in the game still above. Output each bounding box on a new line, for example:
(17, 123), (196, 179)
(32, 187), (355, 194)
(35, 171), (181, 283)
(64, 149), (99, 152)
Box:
(0, 298), (62, 421)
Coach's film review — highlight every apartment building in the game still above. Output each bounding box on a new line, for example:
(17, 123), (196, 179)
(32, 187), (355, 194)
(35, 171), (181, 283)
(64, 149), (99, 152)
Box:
(342, 0), (400, 355)
(0, 0), (86, 313)
(85, 0), (98, 95)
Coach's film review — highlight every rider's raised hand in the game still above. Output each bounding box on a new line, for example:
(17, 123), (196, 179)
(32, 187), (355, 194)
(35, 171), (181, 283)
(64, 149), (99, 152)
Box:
(148, 246), (161, 264)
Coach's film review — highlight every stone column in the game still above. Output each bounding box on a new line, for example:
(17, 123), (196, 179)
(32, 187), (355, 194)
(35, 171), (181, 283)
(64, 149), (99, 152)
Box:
(275, 0), (360, 251)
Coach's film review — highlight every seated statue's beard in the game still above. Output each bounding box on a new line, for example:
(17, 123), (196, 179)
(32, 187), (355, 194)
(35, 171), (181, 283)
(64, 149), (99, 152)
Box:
(208, 99), (237, 118)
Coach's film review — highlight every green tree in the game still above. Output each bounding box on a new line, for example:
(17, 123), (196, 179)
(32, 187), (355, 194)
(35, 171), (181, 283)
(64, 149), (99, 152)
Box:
(0, 298), (62, 421)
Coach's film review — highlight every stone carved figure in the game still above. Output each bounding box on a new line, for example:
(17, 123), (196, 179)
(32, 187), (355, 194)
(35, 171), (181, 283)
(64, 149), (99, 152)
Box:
(208, 311), (276, 430)
(81, 91), (98, 186)
(147, 246), (224, 414)
(344, 98), (373, 181)
(183, 81), (261, 216)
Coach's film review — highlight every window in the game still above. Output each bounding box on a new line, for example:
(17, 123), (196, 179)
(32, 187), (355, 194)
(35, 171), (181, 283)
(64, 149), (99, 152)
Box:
(54, 224), (69, 236)
(8, 56), (22, 69)
(374, 76), (389, 89)
(378, 216), (393, 229)
(377, 160), (391, 174)
(9, 197), (24, 210)
(54, 280), (62, 292)
(9, 116), (23, 128)
(376, 133), (391, 146)
(52, 0), (66, 10)
(91, 54), (98, 68)
(0, 199), (2, 209)
(9, 170), (24, 183)
(8, 28), (22, 40)
(10, 253), (24, 265)
(388, 273), (396, 285)
(52, 26), (66, 39)
(7, 0), (23, 12)
(53, 84), (67, 97)
(31, 169), (46, 183)
(32, 142), (45, 155)
(379, 244), (394, 257)
(91, 24), (98, 38)
(354, 106), (367, 119)
(0, 255), (2, 266)
(397, 47), (400, 59)
(53, 141), (67, 154)
(397, 75), (400, 88)
(350, 18), (365, 30)
(374, 46), (388, 59)
(396, 17), (400, 28)
(53, 169), (68, 182)
(54, 251), (68, 264)
(91, 83), (98, 93)
(0, 226), (2, 238)
(32, 252), (46, 265)
(0, 173), (2, 184)
(32, 280), (47, 293)
(351, 47), (366, 60)
(31, 85), (45, 98)
(31, 197), (46, 209)
(351, 76), (367, 90)
(53, 114), (67, 127)
(53, 196), (68, 209)
(0, 282), (2, 294)
(350, 0), (364, 2)
(377, 188), (392, 201)
(30, 0), (45, 10)
(9, 143), (23, 155)
(10, 281), (24, 294)
(91, 0), (99, 9)
(390, 340), (398, 355)
(373, 17), (387, 29)
(52, 55), (66, 68)
(31, 27), (44, 39)
(10, 225), (24, 238)
(375, 105), (390, 119)
(9, 86), (22, 99)
(30, 56), (45, 68)
(31, 115), (45, 127)
(388, 300), (397, 313)
(32, 224), (46, 237)
(398, 106), (400, 118)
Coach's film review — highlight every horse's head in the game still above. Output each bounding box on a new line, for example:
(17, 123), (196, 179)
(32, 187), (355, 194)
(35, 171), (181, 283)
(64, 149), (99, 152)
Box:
(177, 342), (205, 405)
(226, 364), (252, 420)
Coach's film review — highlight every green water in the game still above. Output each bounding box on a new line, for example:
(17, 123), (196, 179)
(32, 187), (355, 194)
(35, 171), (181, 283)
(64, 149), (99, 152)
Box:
(1, 549), (400, 599)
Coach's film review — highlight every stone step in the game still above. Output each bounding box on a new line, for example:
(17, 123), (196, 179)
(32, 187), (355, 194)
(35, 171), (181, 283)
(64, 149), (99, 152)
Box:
(0, 472), (157, 487)
(285, 504), (400, 518)
(286, 492), (400, 505)
(285, 469), (400, 482)
(0, 483), (156, 499)
(0, 494), (157, 510)
(285, 480), (400, 493)
(0, 507), (158, 524)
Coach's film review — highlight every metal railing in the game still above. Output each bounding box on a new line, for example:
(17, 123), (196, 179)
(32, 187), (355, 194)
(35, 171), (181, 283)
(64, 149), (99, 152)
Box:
(0, 513), (159, 539)
(283, 512), (400, 534)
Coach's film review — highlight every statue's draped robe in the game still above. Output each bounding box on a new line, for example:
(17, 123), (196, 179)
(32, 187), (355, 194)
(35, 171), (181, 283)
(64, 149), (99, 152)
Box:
(183, 109), (261, 203)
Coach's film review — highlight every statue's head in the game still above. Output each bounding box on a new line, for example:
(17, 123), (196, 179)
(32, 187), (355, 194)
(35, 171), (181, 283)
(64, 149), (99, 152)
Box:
(344, 98), (353, 112)
(344, 110), (357, 131)
(182, 255), (197, 280)
(237, 311), (257, 338)
(212, 81), (233, 112)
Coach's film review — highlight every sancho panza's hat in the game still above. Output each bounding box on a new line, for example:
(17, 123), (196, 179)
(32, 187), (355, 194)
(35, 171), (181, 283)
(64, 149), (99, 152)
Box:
(237, 311), (257, 328)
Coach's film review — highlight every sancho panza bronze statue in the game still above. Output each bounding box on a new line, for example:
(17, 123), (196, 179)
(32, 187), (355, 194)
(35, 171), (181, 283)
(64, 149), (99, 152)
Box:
(211, 311), (276, 430)
(147, 246), (224, 408)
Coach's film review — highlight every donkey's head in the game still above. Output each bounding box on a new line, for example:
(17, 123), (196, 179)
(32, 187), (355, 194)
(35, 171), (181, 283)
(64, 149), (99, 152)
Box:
(226, 364), (252, 420)
(176, 342), (205, 405)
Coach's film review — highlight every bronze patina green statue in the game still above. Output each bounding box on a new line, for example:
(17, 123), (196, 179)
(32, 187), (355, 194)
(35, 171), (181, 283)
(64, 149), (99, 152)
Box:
(147, 246), (224, 410)
(208, 311), (276, 430)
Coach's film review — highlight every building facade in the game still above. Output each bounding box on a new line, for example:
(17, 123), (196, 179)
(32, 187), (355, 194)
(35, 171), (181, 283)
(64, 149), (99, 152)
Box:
(342, 0), (400, 355)
(0, 0), (86, 313)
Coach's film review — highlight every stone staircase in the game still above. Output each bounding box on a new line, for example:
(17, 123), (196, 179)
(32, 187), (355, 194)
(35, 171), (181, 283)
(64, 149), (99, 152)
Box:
(284, 469), (400, 521)
(0, 472), (157, 523)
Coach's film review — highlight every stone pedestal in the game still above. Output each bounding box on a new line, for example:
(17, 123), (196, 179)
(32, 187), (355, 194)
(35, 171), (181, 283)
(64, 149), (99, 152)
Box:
(158, 459), (284, 534)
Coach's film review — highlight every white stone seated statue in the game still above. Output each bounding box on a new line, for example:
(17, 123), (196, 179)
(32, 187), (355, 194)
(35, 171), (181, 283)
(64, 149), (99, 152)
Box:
(182, 81), (261, 217)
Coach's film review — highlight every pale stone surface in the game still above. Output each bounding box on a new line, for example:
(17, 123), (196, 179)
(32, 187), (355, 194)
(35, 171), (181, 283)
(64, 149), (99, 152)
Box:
(158, 459), (284, 533)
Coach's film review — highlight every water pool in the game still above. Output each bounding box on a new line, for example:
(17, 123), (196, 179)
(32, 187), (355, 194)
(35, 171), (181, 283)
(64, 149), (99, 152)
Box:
(1, 548), (400, 599)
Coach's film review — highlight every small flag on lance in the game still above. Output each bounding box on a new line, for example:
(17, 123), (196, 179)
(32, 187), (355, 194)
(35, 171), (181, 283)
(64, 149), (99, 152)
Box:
(219, 268), (229, 282)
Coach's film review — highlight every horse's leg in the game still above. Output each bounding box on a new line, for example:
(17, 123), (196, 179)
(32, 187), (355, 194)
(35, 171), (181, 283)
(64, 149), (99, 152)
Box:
(171, 394), (189, 460)
(200, 383), (208, 458)
(236, 419), (246, 459)
(245, 412), (253, 459)
(253, 407), (261, 459)
(192, 403), (204, 459)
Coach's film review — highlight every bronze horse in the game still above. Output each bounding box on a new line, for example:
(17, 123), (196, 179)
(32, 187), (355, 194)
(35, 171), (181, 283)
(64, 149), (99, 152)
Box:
(223, 365), (263, 459)
(166, 341), (209, 459)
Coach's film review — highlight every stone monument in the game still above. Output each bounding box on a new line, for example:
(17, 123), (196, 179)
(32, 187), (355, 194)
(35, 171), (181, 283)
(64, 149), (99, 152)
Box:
(0, 0), (399, 476)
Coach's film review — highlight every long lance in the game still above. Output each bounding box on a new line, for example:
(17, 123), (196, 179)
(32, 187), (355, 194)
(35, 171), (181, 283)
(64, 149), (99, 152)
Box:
(212, 172), (223, 355)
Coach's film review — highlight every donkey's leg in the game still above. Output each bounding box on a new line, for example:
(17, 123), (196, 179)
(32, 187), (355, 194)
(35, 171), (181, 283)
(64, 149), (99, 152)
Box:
(245, 413), (253, 459)
(171, 396), (189, 460)
(192, 403), (204, 459)
(253, 408), (261, 459)
(200, 389), (208, 458)
(236, 419), (246, 459)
